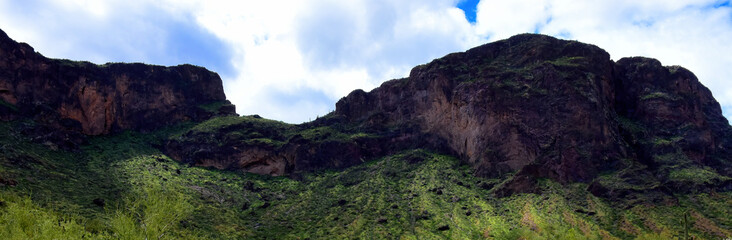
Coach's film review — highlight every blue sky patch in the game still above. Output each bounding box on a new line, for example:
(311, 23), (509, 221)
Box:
(723, 106), (732, 122)
(714, 0), (731, 8)
(457, 0), (480, 23)
(556, 31), (572, 39)
(262, 87), (334, 122)
(0, 0), (234, 78)
(159, 21), (235, 78)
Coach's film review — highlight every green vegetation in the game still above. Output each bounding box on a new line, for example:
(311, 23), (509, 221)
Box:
(298, 126), (376, 142)
(614, 114), (730, 188)
(197, 101), (232, 113)
(177, 115), (295, 149)
(54, 59), (97, 69)
(108, 184), (194, 239)
(173, 114), (376, 151)
(653, 136), (683, 147)
(641, 91), (680, 101)
(0, 120), (730, 239)
(668, 65), (683, 75)
(0, 193), (92, 239)
(595, 162), (661, 192)
(0, 99), (17, 112)
(616, 115), (648, 136)
(669, 167), (729, 184)
(298, 126), (350, 141)
(546, 56), (586, 67)
(187, 115), (292, 134)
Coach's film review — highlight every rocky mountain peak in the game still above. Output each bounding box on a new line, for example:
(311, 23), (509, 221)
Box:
(333, 33), (731, 195)
(1, 28), (729, 199)
(0, 28), (235, 137)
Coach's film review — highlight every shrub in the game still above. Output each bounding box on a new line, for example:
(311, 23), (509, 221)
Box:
(109, 184), (194, 240)
(0, 192), (94, 239)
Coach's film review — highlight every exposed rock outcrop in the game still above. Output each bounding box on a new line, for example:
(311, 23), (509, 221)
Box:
(332, 34), (732, 195)
(0, 28), (235, 135)
(164, 34), (730, 199)
(5, 26), (726, 199)
(614, 57), (732, 175)
(336, 35), (624, 183)
(164, 115), (450, 176)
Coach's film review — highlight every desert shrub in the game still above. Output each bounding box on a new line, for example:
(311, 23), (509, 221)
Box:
(109, 184), (195, 240)
(0, 192), (94, 239)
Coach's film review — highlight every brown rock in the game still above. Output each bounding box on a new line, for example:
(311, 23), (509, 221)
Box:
(0, 28), (235, 135)
(336, 34), (626, 183)
(334, 34), (732, 193)
(615, 57), (732, 173)
(161, 34), (731, 199)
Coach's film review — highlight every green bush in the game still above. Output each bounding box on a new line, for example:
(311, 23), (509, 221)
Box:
(0, 192), (95, 240)
(108, 182), (195, 240)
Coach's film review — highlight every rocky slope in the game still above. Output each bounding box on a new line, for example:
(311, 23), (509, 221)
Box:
(333, 34), (732, 195)
(1, 28), (731, 239)
(337, 34), (623, 183)
(0, 28), (234, 137)
(3, 122), (729, 239)
(165, 34), (731, 199)
(0, 27), (729, 198)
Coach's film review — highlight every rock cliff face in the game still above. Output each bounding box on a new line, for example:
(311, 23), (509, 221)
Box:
(0, 28), (234, 135)
(333, 34), (732, 194)
(614, 57), (732, 175)
(336, 35), (623, 182)
(163, 33), (731, 198)
(3, 27), (728, 198)
(164, 115), (449, 176)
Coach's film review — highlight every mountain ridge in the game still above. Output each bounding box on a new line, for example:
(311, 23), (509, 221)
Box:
(0, 28), (731, 239)
(157, 33), (732, 199)
(1, 27), (730, 196)
(0, 28), (235, 137)
(330, 34), (732, 195)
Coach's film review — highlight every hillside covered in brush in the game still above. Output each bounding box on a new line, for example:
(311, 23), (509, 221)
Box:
(0, 28), (730, 239)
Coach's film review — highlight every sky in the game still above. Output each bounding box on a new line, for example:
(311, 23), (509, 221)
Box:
(0, 0), (731, 123)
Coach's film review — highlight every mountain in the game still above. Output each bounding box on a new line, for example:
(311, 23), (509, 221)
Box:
(165, 34), (732, 197)
(334, 34), (732, 197)
(0, 28), (730, 239)
(0, 29), (235, 136)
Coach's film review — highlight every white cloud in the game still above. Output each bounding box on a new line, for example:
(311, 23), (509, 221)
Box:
(475, 0), (552, 39)
(0, 0), (233, 75)
(166, 0), (478, 122)
(0, 0), (731, 123)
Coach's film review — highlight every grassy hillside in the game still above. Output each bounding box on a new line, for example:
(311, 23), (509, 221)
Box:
(0, 119), (730, 239)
